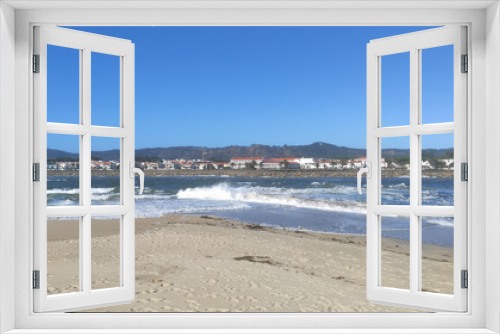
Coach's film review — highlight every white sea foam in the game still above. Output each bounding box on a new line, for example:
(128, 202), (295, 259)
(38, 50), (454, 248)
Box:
(47, 188), (80, 194)
(135, 201), (251, 218)
(388, 182), (408, 189)
(176, 183), (366, 214)
(424, 217), (454, 227)
(47, 187), (116, 195)
(134, 194), (173, 200)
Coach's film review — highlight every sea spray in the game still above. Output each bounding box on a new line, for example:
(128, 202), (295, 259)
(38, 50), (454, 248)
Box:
(46, 175), (455, 245)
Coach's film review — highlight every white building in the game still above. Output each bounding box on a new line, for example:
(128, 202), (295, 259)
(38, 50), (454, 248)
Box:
(163, 161), (181, 169)
(230, 157), (263, 169)
(298, 157), (317, 169)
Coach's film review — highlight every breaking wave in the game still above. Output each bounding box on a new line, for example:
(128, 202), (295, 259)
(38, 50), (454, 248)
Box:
(176, 183), (366, 214)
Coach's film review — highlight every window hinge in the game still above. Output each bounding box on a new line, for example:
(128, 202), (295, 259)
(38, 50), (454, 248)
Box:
(461, 162), (468, 181)
(33, 54), (40, 73)
(461, 54), (468, 73)
(33, 163), (40, 182)
(461, 270), (468, 289)
(33, 270), (40, 289)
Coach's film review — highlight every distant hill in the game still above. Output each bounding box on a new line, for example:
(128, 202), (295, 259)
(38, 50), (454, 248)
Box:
(47, 142), (453, 161)
(47, 149), (79, 159)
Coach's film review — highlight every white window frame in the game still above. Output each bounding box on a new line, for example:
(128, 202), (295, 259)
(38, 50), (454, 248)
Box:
(366, 26), (468, 312)
(33, 26), (136, 313)
(1, 1), (499, 333)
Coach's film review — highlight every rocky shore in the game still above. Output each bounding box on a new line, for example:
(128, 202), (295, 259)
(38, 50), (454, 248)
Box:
(48, 169), (453, 178)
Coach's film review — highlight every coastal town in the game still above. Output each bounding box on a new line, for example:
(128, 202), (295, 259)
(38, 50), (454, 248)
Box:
(47, 156), (455, 171)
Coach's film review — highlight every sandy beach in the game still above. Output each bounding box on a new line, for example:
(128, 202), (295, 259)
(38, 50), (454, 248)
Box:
(46, 214), (454, 313)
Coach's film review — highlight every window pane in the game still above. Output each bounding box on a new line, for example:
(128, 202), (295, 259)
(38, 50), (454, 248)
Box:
(47, 133), (80, 206)
(91, 52), (120, 127)
(381, 136), (410, 205)
(421, 133), (454, 206)
(92, 216), (121, 290)
(91, 137), (121, 205)
(421, 45), (454, 124)
(47, 45), (80, 124)
(421, 216), (454, 294)
(47, 216), (80, 295)
(380, 215), (410, 290)
(381, 52), (410, 127)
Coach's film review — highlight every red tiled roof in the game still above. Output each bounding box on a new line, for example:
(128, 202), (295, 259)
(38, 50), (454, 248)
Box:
(263, 157), (299, 163)
(231, 157), (263, 161)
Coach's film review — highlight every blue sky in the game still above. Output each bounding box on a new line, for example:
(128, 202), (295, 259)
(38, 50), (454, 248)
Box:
(47, 26), (454, 152)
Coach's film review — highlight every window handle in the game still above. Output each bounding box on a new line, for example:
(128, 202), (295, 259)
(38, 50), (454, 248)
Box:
(357, 162), (371, 195)
(129, 162), (145, 195)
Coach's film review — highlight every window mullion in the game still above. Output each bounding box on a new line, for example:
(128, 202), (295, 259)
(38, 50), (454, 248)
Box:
(82, 48), (92, 294)
(409, 47), (420, 294)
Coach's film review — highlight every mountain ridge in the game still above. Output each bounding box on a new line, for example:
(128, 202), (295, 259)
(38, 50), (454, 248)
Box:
(47, 142), (453, 161)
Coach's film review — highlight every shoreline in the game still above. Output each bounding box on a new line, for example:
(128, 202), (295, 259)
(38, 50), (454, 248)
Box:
(48, 169), (453, 178)
(47, 214), (453, 312)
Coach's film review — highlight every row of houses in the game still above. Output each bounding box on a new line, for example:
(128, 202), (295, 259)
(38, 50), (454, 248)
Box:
(229, 157), (387, 170)
(47, 160), (120, 170)
(135, 160), (227, 170)
(229, 156), (454, 170)
(47, 157), (455, 171)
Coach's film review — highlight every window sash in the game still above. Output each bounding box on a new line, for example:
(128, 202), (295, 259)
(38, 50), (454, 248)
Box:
(366, 26), (468, 312)
(32, 25), (136, 313)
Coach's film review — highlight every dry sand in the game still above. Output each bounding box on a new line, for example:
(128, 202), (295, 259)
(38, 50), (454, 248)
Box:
(46, 214), (454, 313)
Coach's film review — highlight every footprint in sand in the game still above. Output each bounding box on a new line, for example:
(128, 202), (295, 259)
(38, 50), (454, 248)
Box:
(242, 296), (258, 302)
(186, 299), (200, 308)
(273, 302), (283, 309)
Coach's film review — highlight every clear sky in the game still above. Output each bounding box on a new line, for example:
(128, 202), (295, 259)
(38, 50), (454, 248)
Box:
(47, 26), (454, 152)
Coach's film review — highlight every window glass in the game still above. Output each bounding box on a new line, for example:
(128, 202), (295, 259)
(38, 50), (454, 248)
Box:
(91, 52), (121, 127)
(421, 45), (454, 124)
(381, 136), (410, 205)
(380, 215), (410, 290)
(47, 133), (80, 206)
(47, 217), (80, 295)
(92, 216), (121, 290)
(421, 133), (454, 206)
(91, 136), (121, 206)
(381, 52), (410, 127)
(47, 45), (80, 124)
(421, 216), (454, 294)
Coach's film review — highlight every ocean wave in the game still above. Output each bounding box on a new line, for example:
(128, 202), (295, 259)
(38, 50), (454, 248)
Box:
(48, 199), (79, 206)
(388, 182), (408, 189)
(135, 193), (173, 200)
(47, 187), (116, 195)
(135, 201), (251, 218)
(176, 183), (366, 214)
(424, 217), (454, 227)
(47, 188), (79, 195)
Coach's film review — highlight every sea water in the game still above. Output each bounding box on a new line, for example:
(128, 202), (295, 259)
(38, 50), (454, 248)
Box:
(47, 175), (454, 246)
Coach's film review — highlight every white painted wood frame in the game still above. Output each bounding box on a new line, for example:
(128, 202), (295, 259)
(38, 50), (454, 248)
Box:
(366, 26), (467, 312)
(32, 26), (135, 313)
(0, 2), (498, 333)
